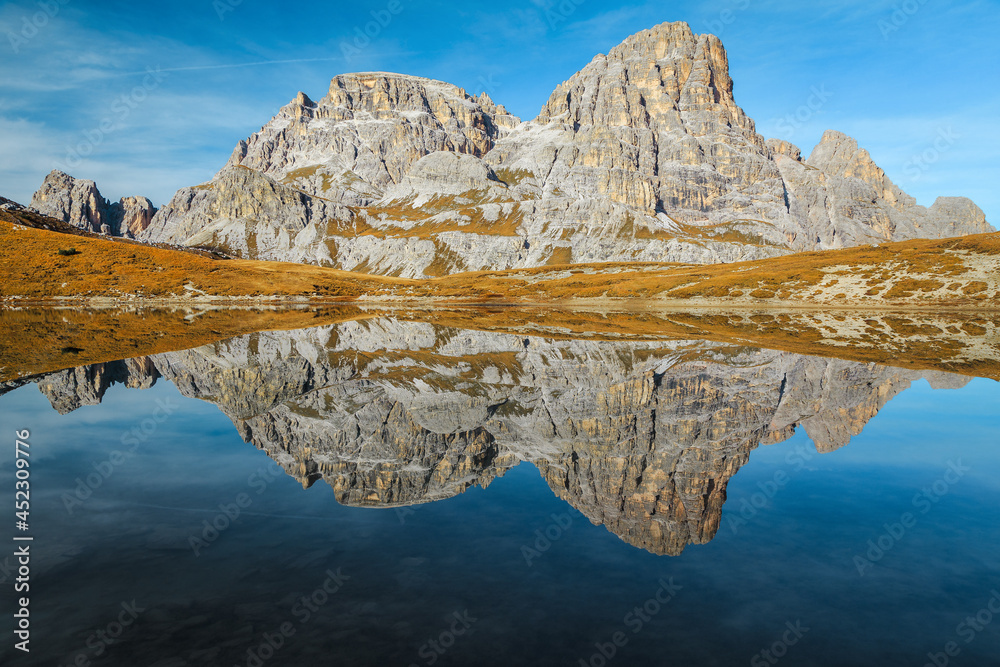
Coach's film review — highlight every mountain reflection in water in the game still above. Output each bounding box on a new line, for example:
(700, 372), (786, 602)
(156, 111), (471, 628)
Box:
(12, 318), (976, 556)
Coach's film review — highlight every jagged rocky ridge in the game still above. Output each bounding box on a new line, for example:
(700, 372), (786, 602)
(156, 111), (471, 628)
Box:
(30, 170), (157, 238)
(29, 22), (993, 277)
(13, 320), (970, 556)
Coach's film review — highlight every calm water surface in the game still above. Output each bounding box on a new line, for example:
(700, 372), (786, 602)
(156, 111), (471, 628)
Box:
(1, 320), (998, 666)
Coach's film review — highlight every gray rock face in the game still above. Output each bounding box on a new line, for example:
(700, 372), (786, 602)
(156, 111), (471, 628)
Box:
(223, 74), (520, 204)
(775, 130), (993, 247)
(139, 165), (353, 264)
(29, 170), (158, 238)
(488, 23), (785, 223)
(31, 170), (110, 234)
(20, 320), (970, 555)
(33, 357), (159, 414)
(109, 196), (157, 237)
(42, 22), (995, 275)
(382, 151), (507, 201)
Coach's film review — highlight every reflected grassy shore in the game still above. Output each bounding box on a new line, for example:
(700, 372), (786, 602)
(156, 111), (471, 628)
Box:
(2, 305), (998, 383)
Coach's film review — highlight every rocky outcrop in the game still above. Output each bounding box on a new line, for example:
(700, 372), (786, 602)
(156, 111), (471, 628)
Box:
(30, 171), (110, 234)
(39, 23), (993, 276)
(30, 170), (157, 238)
(19, 320), (971, 555)
(774, 130), (993, 247)
(488, 24), (786, 224)
(139, 165), (352, 263)
(109, 196), (157, 237)
(222, 73), (520, 205)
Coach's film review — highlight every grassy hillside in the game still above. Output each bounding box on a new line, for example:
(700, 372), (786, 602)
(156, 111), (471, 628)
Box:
(2, 208), (999, 309)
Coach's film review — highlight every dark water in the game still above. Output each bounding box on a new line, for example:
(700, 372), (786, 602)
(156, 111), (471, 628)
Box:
(1, 320), (999, 666)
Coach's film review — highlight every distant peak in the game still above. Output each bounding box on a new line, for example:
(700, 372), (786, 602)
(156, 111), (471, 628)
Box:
(817, 129), (855, 147)
(628, 20), (696, 42)
(606, 20), (713, 59)
(331, 71), (445, 87)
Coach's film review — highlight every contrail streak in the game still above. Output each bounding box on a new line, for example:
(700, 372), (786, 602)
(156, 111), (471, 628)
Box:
(122, 56), (346, 76)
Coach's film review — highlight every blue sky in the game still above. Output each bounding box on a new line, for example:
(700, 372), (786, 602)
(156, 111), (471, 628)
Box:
(1, 0), (997, 224)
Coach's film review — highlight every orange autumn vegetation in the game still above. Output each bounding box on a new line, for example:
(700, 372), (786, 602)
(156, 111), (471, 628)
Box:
(3, 213), (999, 308)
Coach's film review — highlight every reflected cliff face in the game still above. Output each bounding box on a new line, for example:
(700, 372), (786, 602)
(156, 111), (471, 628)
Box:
(17, 319), (972, 556)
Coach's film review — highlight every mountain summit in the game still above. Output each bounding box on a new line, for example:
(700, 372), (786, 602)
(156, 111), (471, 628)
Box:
(31, 21), (993, 277)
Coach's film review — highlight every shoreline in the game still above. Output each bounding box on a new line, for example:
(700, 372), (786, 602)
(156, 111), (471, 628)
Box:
(2, 294), (999, 315)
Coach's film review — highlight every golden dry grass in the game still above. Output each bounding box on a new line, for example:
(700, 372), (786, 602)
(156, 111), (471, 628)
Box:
(0, 216), (409, 300)
(2, 207), (999, 310)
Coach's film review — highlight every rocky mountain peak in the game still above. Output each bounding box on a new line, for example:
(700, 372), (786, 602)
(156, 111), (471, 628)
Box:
(807, 130), (898, 196)
(538, 21), (751, 137)
(29, 170), (156, 238)
(31, 170), (108, 233)
(766, 138), (803, 161)
(219, 71), (521, 205)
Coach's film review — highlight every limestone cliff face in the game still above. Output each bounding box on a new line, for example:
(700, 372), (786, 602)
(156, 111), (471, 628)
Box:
(774, 130), (993, 247)
(30, 171), (110, 234)
(33, 357), (159, 414)
(490, 23), (782, 222)
(110, 196), (157, 237)
(223, 73), (519, 204)
(30, 170), (157, 238)
(19, 321), (969, 555)
(139, 165), (353, 264)
(38, 22), (991, 275)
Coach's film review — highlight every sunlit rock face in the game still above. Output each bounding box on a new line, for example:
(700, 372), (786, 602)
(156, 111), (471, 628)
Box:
(20, 320), (970, 555)
(30, 170), (157, 238)
(775, 130), (993, 248)
(225, 73), (520, 200)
